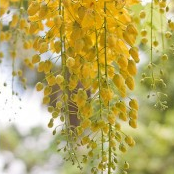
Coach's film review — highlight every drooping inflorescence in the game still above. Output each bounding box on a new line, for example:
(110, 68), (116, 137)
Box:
(0, 0), (36, 94)
(1, 0), (141, 173)
(139, 0), (173, 110)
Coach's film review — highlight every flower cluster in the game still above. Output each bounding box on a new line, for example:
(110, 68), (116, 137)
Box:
(1, 0), (140, 173)
(0, 0), (37, 93)
(139, 0), (172, 110)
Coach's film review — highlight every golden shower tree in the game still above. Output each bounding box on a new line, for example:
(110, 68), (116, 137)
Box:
(0, 0), (172, 173)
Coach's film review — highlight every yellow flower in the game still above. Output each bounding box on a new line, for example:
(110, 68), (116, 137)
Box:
(27, 1), (40, 16)
(113, 74), (124, 89)
(127, 59), (137, 76)
(129, 47), (139, 63)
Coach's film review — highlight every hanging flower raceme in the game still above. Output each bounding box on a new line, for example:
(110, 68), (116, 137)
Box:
(26, 0), (141, 173)
(139, 0), (171, 110)
(0, 0), (39, 93)
(0, 0), (141, 173)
